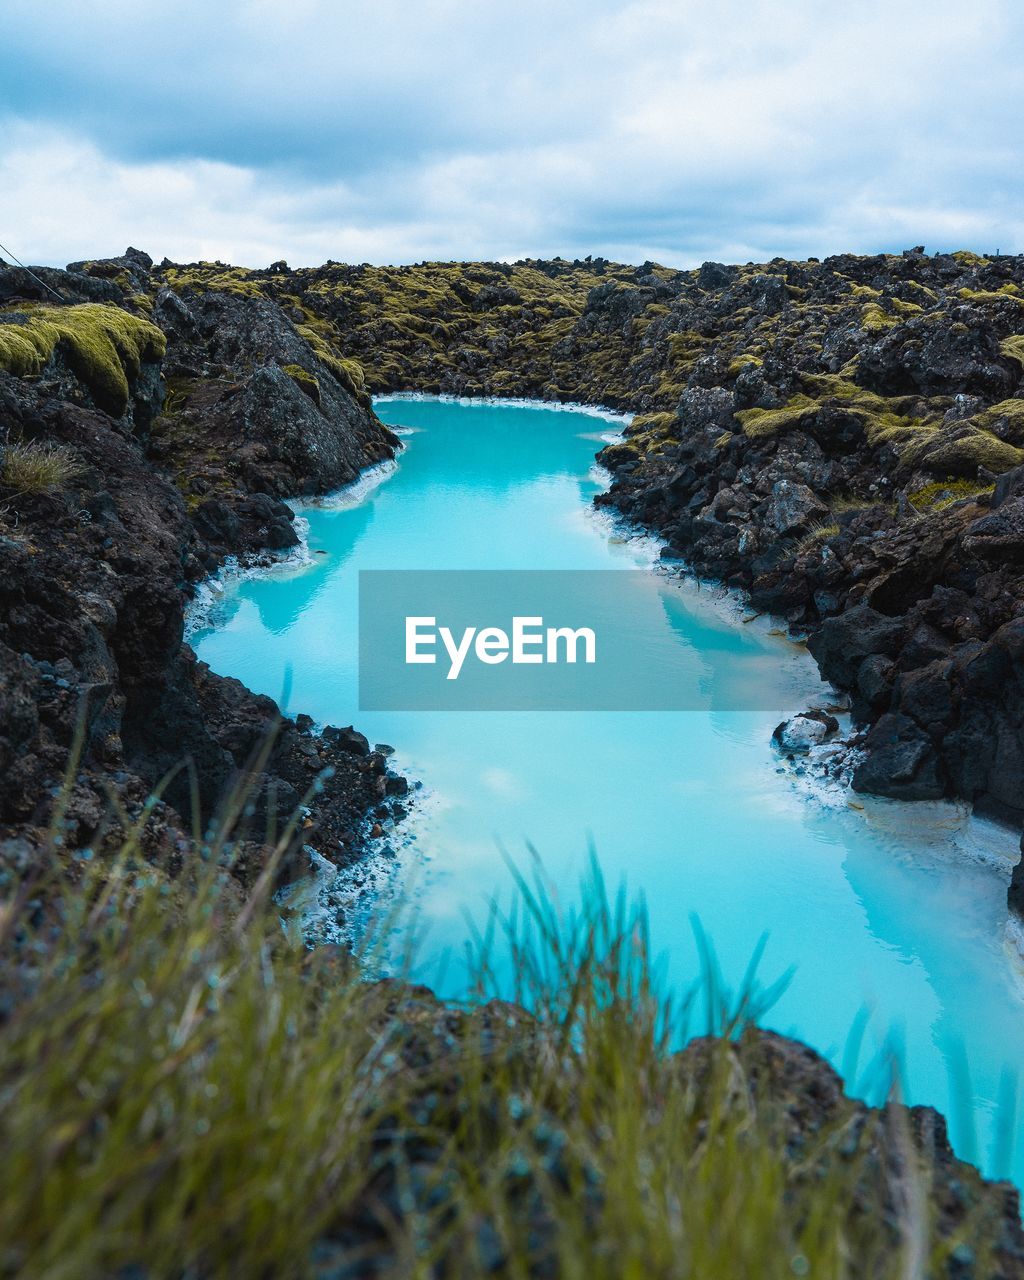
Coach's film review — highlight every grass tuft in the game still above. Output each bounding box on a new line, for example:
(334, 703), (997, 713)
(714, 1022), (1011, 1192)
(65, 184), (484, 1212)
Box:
(795, 521), (840, 555)
(0, 755), (1013, 1277)
(1, 439), (85, 494)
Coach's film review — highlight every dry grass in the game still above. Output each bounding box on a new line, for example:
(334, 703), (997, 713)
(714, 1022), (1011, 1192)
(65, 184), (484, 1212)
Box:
(1, 439), (85, 494)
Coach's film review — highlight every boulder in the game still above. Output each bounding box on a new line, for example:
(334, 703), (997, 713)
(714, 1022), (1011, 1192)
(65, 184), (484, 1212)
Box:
(1009, 834), (1024, 918)
(772, 711), (839, 753)
(963, 497), (1024, 562)
(322, 725), (370, 756)
(763, 480), (829, 536)
(852, 713), (945, 800)
(807, 605), (906, 689)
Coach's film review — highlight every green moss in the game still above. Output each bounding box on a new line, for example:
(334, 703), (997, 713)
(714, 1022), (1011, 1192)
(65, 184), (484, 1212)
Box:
(281, 363), (321, 404)
(125, 292), (154, 315)
(0, 304), (166, 417)
(295, 324), (368, 398)
(599, 439), (641, 467)
(727, 353), (762, 377)
(903, 427), (1024, 476)
(861, 303), (900, 332)
(0, 318), (58, 378)
(970, 398), (1024, 443)
(908, 478), (993, 509)
(162, 264), (265, 298)
(999, 336), (1024, 368)
(854, 297), (923, 331)
(868, 413), (927, 447)
(625, 411), (677, 439)
(952, 250), (991, 267)
(667, 331), (705, 363)
(957, 287), (1024, 306)
(735, 395), (820, 438)
(798, 374), (861, 400)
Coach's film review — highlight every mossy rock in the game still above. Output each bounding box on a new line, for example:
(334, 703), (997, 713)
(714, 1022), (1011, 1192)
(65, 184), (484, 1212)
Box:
(999, 335), (1024, 368)
(909, 478), (993, 510)
(728, 353), (763, 377)
(861, 303), (900, 333)
(294, 324), (368, 398)
(958, 287), (1024, 306)
(162, 264), (265, 299)
(625, 411), (677, 439)
(860, 411), (934, 449)
(0, 303), (166, 417)
(904, 426), (1024, 477)
(971, 398), (1024, 444)
(281, 363), (321, 405)
(735, 395), (821, 438)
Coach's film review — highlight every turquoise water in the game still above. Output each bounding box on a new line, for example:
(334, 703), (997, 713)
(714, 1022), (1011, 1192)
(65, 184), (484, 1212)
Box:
(192, 396), (1024, 1185)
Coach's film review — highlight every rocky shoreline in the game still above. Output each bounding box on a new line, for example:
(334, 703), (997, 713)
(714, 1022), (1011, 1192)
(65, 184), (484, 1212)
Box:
(3, 245), (1024, 890)
(3, 242), (1024, 930)
(0, 248), (407, 897)
(3, 245), (1024, 1243)
(214, 247), (1024, 917)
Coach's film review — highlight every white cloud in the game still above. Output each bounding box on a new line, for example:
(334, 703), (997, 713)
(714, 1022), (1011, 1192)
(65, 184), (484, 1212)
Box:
(0, 0), (1021, 268)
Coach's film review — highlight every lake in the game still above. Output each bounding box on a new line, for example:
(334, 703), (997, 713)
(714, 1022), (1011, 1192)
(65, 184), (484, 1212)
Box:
(191, 395), (1024, 1187)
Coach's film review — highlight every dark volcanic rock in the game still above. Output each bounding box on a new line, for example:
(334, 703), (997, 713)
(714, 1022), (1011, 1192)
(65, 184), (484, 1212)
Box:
(852, 712), (945, 799)
(0, 258), (402, 891)
(808, 606), (907, 688)
(146, 286), (399, 561)
(5, 243), (1024, 910)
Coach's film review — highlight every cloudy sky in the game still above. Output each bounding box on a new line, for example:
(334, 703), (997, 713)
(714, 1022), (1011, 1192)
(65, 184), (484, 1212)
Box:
(0, 0), (1021, 270)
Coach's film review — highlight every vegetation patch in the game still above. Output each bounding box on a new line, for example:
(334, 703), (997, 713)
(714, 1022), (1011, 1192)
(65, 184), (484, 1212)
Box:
(735, 395), (821, 438)
(0, 813), (1012, 1279)
(795, 521), (840, 555)
(295, 323), (368, 399)
(1000, 335), (1024, 367)
(970, 398), (1024, 443)
(281, 362), (321, 404)
(727, 352), (762, 377)
(861, 303), (900, 332)
(958, 286), (1024, 305)
(162, 263), (265, 298)
(908, 478), (993, 510)
(1, 439), (85, 494)
(0, 303), (165, 417)
(902, 425), (1024, 477)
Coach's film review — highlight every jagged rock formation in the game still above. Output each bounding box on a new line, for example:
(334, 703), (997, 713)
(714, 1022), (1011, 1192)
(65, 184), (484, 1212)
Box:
(0, 253), (401, 887)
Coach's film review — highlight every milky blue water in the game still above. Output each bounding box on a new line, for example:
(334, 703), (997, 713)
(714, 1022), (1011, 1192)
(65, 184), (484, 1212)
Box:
(192, 396), (1024, 1186)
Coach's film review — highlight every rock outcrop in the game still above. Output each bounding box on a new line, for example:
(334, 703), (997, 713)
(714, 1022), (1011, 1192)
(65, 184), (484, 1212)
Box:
(0, 255), (401, 889)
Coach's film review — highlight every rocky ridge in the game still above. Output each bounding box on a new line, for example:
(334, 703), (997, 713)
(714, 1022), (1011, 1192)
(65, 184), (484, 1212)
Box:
(0, 248), (403, 892)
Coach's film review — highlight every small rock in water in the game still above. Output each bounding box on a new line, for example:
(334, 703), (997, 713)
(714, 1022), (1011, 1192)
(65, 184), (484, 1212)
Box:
(772, 711), (839, 753)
